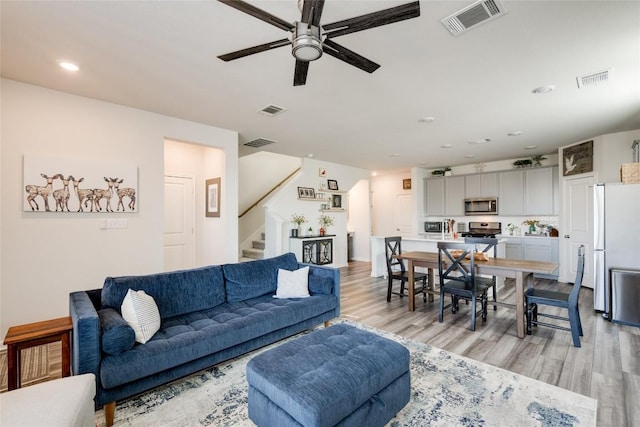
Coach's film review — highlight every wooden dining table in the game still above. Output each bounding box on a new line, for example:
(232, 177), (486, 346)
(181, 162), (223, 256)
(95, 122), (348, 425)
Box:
(394, 251), (559, 338)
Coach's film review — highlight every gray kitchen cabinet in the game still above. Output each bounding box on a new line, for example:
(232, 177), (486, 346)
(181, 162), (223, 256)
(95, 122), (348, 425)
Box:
(504, 237), (523, 260)
(499, 170), (525, 215)
(445, 176), (465, 215)
(523, 237), (559, 279)
(465, 172), (498, 198)
(525, 167), (554, 215)
(424, 178), (445, 216)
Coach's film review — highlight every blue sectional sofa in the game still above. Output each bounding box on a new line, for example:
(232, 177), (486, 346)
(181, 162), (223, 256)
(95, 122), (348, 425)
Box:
(69, 253), (340, 426)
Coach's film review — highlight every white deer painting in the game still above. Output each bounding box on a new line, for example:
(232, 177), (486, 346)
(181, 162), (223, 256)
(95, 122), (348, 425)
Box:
(24, 155), (138, 213)
(25, 173), (62, 211)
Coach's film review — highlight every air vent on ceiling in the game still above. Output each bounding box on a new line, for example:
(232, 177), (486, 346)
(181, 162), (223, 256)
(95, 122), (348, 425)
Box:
(244, 138), (276, 148)
(258, 104), (287, 116)
(441, 0), (507, 36)
(577, 68), (612, 88)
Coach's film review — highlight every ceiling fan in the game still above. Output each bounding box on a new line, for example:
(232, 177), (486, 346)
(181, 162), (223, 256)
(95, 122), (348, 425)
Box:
(217, 0), (421, 86)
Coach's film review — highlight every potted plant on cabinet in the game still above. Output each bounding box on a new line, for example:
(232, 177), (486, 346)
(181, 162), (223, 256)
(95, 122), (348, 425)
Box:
(318, 214), (334, 236)
(290, 213), (306, 237)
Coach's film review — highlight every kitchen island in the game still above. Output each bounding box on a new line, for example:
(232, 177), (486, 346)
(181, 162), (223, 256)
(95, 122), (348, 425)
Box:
(371, 235), (506, 278)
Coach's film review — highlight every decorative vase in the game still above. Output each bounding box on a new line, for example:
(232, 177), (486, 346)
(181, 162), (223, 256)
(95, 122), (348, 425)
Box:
(529, 224), (536, 234)
(319, 227), (325, 236)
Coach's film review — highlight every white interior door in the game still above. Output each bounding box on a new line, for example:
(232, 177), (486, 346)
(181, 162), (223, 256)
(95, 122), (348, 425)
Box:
(562, 175), (596, 287)
(395, 194), (413, 236)
(164, 175), (195, 271)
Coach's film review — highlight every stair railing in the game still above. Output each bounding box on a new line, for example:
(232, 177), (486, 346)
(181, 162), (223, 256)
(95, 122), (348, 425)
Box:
(239, 167), (301, 218)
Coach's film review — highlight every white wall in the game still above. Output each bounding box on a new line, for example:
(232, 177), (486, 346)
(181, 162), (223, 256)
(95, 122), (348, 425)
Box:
(347, 179), (371, 262)
(164, 139), (227, 265)
(371, 169), (413, 236)
(0, 79), (238, 343)
(263, 157), (369, 267)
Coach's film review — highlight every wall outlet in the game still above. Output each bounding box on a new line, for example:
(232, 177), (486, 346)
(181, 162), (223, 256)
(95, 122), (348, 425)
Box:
(107, 218), (128, 229)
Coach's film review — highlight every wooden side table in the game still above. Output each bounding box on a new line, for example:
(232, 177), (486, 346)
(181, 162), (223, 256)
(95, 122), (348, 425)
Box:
(3, 316), (72, 390)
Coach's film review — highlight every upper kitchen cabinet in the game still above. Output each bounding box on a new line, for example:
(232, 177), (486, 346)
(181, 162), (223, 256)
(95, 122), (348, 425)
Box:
(445, 176), (465, 215)
(425, 177), (445, 216)
(424, 176), (465, 216)
(499, 170), (525, 215)
(465, 172), (498, 198)
(525, 167), (554, 214)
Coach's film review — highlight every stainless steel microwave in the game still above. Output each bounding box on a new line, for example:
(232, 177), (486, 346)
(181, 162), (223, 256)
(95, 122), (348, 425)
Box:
(464, 198), (498, 215)
(424, 221), (444, 233)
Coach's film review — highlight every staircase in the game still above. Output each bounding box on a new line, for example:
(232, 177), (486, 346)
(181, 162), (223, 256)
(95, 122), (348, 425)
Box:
(241, 233), (265, 261)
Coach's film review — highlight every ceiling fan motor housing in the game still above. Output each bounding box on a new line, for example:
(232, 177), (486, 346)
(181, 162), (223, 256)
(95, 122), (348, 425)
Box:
(292, 21), (322, 61)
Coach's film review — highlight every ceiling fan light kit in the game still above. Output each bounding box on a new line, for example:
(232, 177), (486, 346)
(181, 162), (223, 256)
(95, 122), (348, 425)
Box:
(217, 0), (421, 86)
(292, 22), (322, 61)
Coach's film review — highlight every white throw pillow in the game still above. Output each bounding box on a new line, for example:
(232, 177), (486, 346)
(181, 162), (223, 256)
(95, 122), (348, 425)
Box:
(274, 267), (310, 299)
(121, 289), (161, 344)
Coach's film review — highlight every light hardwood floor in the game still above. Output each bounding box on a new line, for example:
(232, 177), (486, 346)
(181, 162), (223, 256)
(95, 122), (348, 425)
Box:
(339, 261), (640, 427)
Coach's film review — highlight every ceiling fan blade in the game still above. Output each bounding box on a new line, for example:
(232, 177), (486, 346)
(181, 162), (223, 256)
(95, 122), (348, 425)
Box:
(322, 39), (380, 73)
(218, 39), (291, 62)
(300, 0), (326, 27)
(218, 0), (294, 32)
(293, 60), (310, 86)
(323, 1), (420, 39)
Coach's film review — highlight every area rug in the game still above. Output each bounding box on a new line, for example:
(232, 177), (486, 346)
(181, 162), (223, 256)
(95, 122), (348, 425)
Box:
(95, 320), (597, 426)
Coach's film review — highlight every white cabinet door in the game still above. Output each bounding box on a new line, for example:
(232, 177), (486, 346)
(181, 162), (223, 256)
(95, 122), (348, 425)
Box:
(425, 178), (445, 216)
(499, 170), (524, 215)
(525, 167), (554, 214)
(465, 172), (499, 198)
(504, 237), (523, 260)
(445, 176), (465, 215)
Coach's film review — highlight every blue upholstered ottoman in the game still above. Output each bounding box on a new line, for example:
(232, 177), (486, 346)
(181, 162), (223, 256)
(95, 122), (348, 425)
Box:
(246, 323), (410, 427)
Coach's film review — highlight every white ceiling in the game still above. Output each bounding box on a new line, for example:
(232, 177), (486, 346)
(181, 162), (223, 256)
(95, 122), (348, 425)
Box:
(2, 1), (639, 172)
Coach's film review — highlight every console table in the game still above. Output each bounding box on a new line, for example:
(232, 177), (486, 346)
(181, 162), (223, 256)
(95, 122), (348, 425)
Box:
(3, 316), (72, 390)
(290, 235), (335, 265)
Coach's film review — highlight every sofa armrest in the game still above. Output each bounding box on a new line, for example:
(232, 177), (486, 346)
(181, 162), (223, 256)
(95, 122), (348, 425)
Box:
(300, 263), (341, 317)
(69, 291), (101, 379)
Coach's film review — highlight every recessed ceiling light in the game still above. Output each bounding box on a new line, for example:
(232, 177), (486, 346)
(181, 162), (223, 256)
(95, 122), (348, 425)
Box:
(58, 61), (79, 72)
(371, 171), (378, 176)
(418, 116), (435, 123)
(440, 144), (453, 148)
(307, 153), (314, 158)
(524, 145), (537, 150)
(465, 154), (475, 158)
(467, 138), (491, 145)
(532, 85), (555, 94)
(508, 131), (523, 136)
(389, 153), (400, 158)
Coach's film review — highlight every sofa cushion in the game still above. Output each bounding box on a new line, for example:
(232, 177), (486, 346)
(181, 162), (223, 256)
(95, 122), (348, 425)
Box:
(274, 267), (310, 299)
(101, 265), (225, 319)
(98, 308), (135, 355)
(223, 253), (298, 303)
(121, 289), (161, 344)
(99, 293), (338, 389)
(308, 275), (334, 295)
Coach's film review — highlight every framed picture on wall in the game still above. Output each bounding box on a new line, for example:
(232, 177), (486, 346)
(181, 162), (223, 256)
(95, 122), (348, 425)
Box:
(206, 177), (221, 217)
(403, 178), (411, 190)
(297, 187), (316, 199)
(562, 140), (593, 176)
(331, 194), (342, 208)
(327, 179), (338, 190)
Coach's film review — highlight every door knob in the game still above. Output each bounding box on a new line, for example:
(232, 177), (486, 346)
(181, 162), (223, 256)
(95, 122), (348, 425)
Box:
(564, 234), (570, 238)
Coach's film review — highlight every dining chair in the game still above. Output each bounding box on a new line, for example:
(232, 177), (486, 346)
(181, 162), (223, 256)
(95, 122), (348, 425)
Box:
(437, 242), (491, 331)
(384, 236), (427, 303)
(525, 245), (585, 347)
(464, 237), (498, 310)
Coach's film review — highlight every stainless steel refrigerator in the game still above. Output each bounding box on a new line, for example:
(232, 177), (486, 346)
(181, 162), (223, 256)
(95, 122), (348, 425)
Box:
(593, 183), (640, 324)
